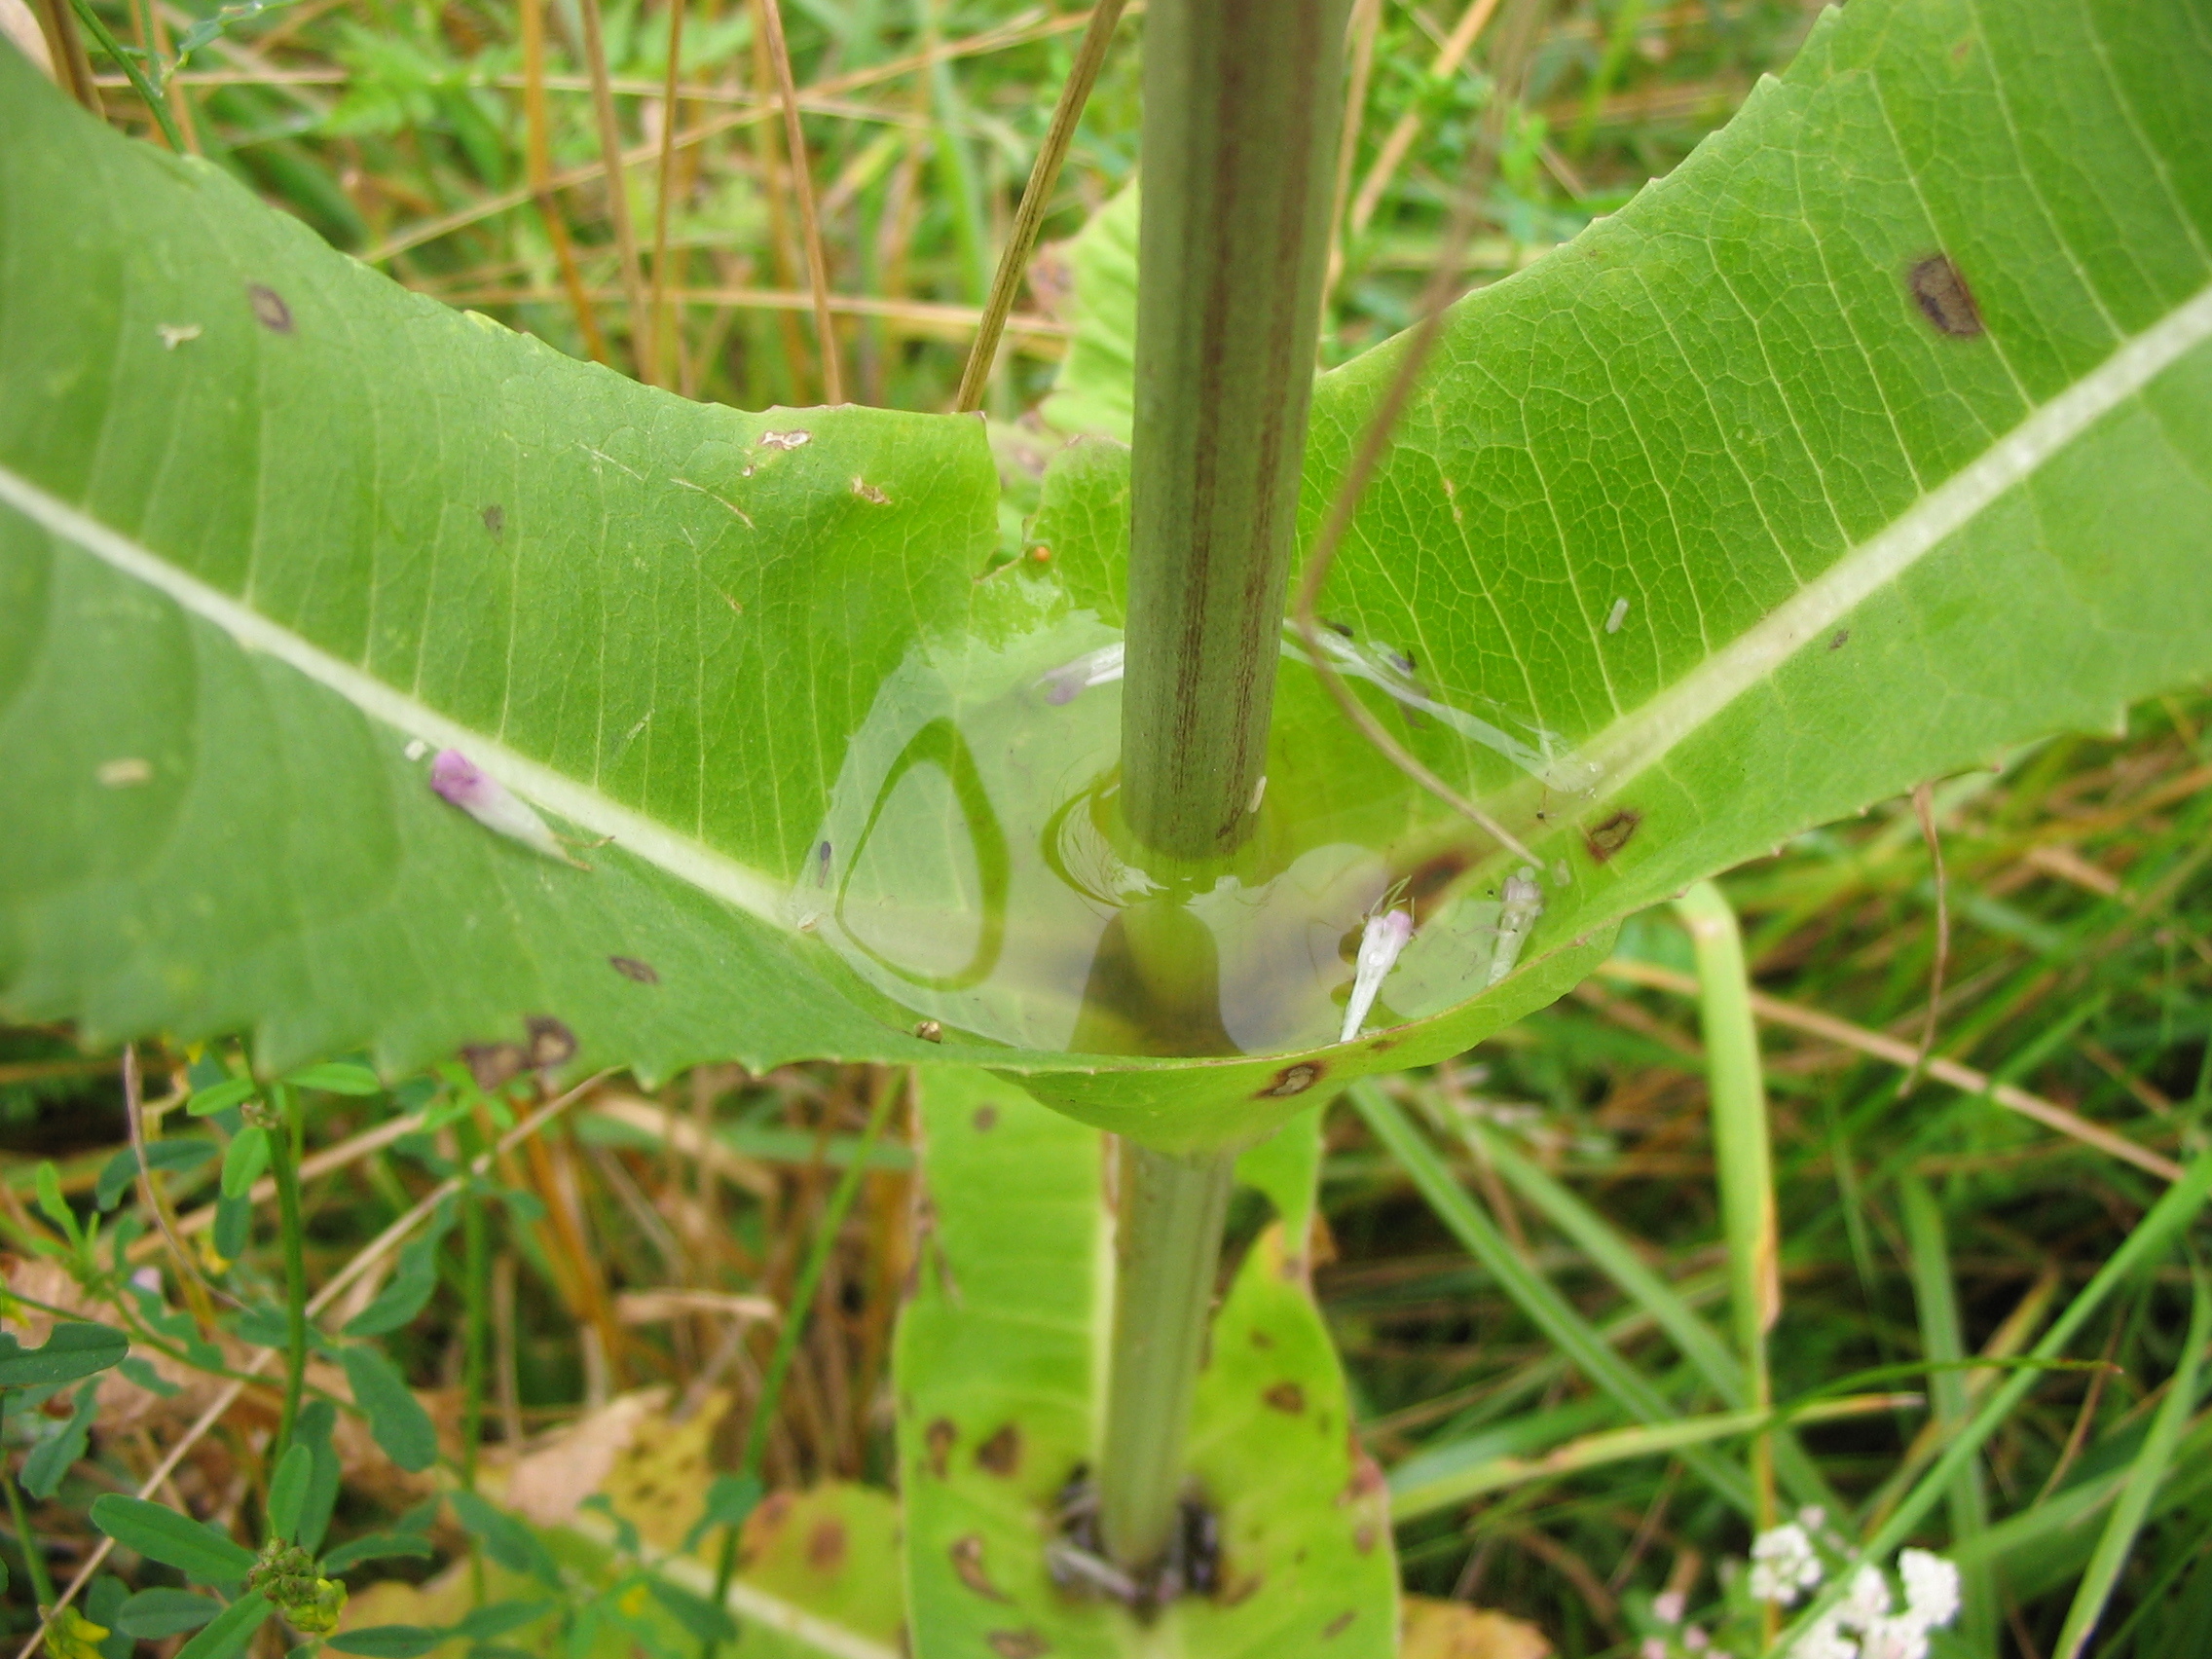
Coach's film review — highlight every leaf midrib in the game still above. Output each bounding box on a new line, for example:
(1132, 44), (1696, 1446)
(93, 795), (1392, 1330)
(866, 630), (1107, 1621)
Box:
(0, 464), (788, 927)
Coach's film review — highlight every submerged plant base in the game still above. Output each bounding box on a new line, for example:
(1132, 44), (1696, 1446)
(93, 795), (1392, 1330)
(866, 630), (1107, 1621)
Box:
(793, 614), (1568, 1060)
(1046, 1467), (1223, 1619)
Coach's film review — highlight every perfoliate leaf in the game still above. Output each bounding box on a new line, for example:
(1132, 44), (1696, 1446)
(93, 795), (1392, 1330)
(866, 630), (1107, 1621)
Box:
(91, 1494), (258, 1584)
(895, 1070), (1394, 1658)
(114, 1590), (226, 1640)
(338, 1346), (437, 1473)
(5, 0), (2212, 1153)
(0, 1321), (129, 1386)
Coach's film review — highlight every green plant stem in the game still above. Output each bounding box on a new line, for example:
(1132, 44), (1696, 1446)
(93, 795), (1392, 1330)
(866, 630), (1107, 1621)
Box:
(702, 1074), (903, 1659)
(1095, 1142), (1237, 1572)
(61, 0), (184, 152)
(459, 1128), (490, 1493)
(0, 1395), (57, 1611)
(267, 1085), (310, 1460)
(1119, 0), (1351, 864)
(1671, 881), (1779, 1533)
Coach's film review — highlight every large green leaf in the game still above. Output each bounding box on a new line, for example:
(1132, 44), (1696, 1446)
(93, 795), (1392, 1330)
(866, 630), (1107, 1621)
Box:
(1027, 0), (2212, 1121)
(9, 0), (2212, 1151)
(894, 1069), (1395, 1657)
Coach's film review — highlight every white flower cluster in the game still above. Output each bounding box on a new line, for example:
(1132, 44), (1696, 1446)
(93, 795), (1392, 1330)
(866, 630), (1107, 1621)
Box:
(1637, 1511), (1962, 1659)
(1787, 1547), (1961, 1659)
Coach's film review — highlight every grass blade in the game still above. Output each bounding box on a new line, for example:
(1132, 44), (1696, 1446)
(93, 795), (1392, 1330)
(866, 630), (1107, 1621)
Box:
(2051, 1269), (2212, 1659)
(1351, 1079), (1754, 1513)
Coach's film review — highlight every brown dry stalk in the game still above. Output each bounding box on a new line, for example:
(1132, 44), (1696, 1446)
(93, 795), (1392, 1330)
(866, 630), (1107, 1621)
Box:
(522, 0), (612, 363)
(1290, 0), (1547, 867)
(1346, 0), (1503, 238)
(575, 0), (655, 382)
(363, 6), (1115, 266)
(952, 0), (1128, 412)
(1598, 957), (2184, 1183)
(755, 0), (841, 402)
(647, 0), (690, 386)
(1896, 778), (1952, 1099)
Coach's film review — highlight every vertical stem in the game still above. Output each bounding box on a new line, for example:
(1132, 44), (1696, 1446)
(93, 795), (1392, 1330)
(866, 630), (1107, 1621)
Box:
(648, 0), (688, 387)
(1671, 883), (1778, 1531)
(1096, 1143), (1236, 1574)
(460, 1131), (491, 1492)
(522, 0), (613, 364)
(1, 1394), (58, 1612)
(268, 1086), (311, 1460)
(952, 0), (1128, 413)
(1091, 0), (1347, 1588)
(755, 0), (842, 403)
(576, 0), (655, 381)
(702, 1073), (902, 1659)
(1120, 0), (1352, 864)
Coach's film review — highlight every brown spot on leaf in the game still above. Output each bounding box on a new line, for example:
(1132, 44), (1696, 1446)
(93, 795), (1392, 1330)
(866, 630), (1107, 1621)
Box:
(246, 283), (293, 333)
(1322, 1611), (1357, 1640)
(1263, 1382), (1307, 1414)
(1250, 1329), (1274, 1348)
(1585, 809), (1641, 863)
(924, 1418), (955, 1480)
(1354, 1520), (1379, 1554)
(972, 1104), (998, 1131)
(805, 1518), (846, 1572)
(1260, 1062), (1322, 1099)
(482, 504), (504, 537)
(1908, 254), (1984, 338)
(1829, 629), (1850, 651)
(975, 1423), (1020, 1477)
(609, 955), (659, 984)
(951, 1534), (1010, 1603)
(526, 1015), (577, 1068)
(1219, 1572), (1265, 1607)
(986, 1633), (1049, 1659)
(461, 1042), (527, 1091)
(1404, 847), (1473, 908)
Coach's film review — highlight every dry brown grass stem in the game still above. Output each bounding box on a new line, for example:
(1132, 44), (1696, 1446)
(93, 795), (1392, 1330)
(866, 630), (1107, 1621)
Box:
(431, 283), (1068, 346)
(1291, 7), (1542, 868)
(952, 0), (1127, 413)
(1346, 0), (1502, 239)
(522, 0), (612, 363)
(647, 0), (690, 388)
(1896, 779), (1952, 1099)
(1598, 957), (2185, 1183)
(1324, 0), (1383, 301)
(755, 0), (841, 402)
(575, 0), (655, 382)
(362, 6), (1109, 266)
(14, 1074), (612, 1659)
